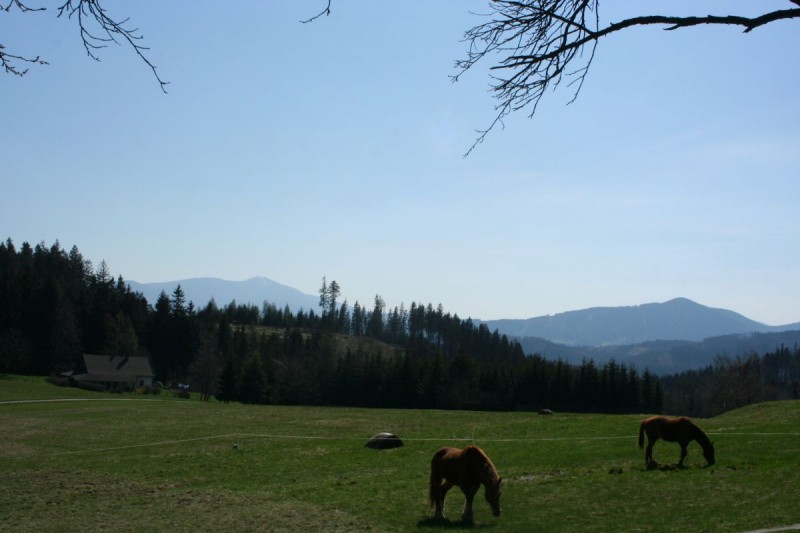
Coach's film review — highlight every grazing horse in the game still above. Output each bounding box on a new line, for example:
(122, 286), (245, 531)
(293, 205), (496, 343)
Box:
(638, 416), (715, 468)
(429, 445), (502, 524)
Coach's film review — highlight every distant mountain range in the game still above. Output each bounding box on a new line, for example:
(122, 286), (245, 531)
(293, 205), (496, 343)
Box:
(127, 276), (319, 313)
(481, 297), (800, 375)
(482, 297), (800, 346)
(513, 330), (800, 375)
(126, 277), (800, 374)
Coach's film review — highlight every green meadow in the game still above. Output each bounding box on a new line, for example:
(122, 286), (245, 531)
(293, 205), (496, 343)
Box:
(1, 375), (799, 532)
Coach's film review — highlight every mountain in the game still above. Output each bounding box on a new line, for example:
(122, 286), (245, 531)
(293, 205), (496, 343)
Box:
(125, 278), (800, 374)
(483, 297), (798, 346)
(127, 276), (319, 312)
(516, 330), (800, 375)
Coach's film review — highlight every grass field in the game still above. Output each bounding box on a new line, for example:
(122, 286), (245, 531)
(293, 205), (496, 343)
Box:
(1, 375), (799, 532)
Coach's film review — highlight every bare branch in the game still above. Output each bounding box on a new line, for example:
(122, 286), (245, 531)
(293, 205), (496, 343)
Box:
(301, 0), (331, 24)
(3, 0), (43, 12)
(455, 0), (800, 155)
(2, 0), (168, 91)
(56, 0), (168, 92)
(0, 44), (48, 76)
(1, 1), (47, 75)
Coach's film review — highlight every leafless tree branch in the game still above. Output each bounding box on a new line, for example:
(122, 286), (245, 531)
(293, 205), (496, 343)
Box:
(300, 0), (331, 24)
(56, 0), (168, 92)
(2, 0), (167, 91)
(1, 44), (48, 76)
(1, 1), (47, 75)
(6, 0), (800, 147)
(2, 0), (44, 12)
(455, 0), (800, 155)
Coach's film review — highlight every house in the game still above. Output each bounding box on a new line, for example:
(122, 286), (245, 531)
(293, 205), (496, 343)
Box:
(67, 354), (155, 392)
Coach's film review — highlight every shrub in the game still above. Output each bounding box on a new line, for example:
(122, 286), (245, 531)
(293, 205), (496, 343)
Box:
(75, 381), (105, 393)
(45, 376), (70, 388)
(135, 385), (162, 395)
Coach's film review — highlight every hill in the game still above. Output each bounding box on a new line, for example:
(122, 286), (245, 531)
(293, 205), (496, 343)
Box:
(127, 276), (319, 312)
(123, 275), (800, 375)
(516, 329), (800, 375)
(484, 297), (799, 346)
(126, 277), (800, 349)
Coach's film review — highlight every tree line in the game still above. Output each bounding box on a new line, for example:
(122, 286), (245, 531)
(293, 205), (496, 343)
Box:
(3, 238), (796, 416)
(660, 345), (800, 417)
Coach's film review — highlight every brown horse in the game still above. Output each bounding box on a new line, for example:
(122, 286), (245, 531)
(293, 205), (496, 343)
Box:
(638, 416), (715, 468)
(429, 445), (502, 524)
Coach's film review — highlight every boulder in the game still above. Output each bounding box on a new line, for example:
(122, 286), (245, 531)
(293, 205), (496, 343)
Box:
(366, 432), (403, 449)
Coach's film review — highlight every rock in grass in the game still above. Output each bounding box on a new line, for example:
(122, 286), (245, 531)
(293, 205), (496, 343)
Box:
(366, 432), (403, 449)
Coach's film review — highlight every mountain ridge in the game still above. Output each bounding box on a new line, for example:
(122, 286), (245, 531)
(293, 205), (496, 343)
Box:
(127, 276), (319, 313)
(127, 277), (799, 352)
(482, 297), (798, 346)
(514, 329), (800, 375)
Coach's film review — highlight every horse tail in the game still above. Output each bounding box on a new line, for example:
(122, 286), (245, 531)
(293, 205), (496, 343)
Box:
(428, 469), (437, 508)
(429, 449), (444, 507)
(638, 420), (646, 449)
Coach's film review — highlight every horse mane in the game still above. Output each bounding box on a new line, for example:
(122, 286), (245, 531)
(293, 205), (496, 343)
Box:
(684, 418), (713, 449)
(465, 445), (499, 483)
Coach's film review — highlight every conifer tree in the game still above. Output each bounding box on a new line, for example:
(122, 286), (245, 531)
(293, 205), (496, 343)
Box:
(239, 354), (268, 404)
(216, 359), (239, 403)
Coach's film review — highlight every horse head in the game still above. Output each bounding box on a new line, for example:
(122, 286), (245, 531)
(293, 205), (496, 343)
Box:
(483, 464), (502, 517)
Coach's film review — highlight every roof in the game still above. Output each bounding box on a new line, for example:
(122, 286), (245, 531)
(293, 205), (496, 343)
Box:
(74, 354), (154, 383)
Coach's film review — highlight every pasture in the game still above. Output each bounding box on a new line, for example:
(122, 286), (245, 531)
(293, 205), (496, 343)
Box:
(1, 375), (799, 532)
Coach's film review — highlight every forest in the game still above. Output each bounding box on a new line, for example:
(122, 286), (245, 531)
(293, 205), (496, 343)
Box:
(2, 238), (798, 417)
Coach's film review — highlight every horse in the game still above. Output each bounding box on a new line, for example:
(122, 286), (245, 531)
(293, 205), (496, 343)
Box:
(638, 415), (715, 468)
(429, 445), (502, 524)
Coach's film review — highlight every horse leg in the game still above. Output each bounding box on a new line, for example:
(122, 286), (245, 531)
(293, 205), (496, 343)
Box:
(435, 481), (452, 519)
(461, 484), (478, 524)
(678, 443), (688, 467)
(645, 438), (657, 468)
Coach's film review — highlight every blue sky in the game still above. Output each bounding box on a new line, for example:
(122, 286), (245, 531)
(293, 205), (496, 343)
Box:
(2, 1), (799, 325)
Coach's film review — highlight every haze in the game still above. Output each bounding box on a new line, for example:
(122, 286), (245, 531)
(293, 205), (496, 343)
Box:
(2, 1), (798, 325)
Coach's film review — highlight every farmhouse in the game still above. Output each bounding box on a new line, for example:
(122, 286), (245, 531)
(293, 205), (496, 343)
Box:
(66, 354), (155, 392)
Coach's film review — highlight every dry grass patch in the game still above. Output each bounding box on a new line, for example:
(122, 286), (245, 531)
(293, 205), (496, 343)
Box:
(0, 467), (379, 532)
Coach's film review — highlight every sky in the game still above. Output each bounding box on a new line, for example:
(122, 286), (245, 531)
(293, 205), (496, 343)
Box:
(2, 1), (799, 325)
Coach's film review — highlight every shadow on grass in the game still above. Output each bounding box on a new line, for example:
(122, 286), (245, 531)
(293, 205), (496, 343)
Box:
(648, 462), (682, 471)
(645, 462), (702, 471)
(417, 517), (497, 530)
